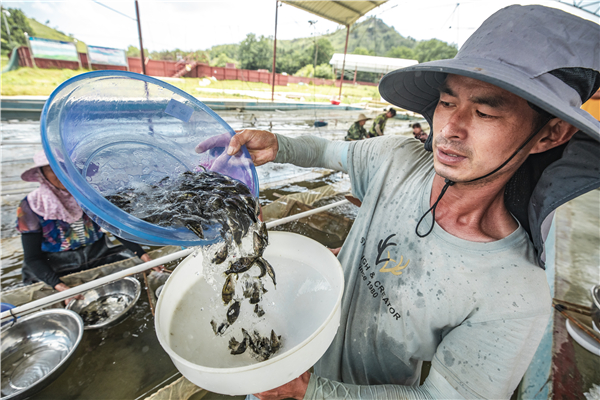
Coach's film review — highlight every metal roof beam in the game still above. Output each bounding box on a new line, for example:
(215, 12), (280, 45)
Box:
(281, 1), (387, 26)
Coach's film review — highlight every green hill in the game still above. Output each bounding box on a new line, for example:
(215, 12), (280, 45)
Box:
(279, 17), (417, 56)
(27, 18), (87, 53)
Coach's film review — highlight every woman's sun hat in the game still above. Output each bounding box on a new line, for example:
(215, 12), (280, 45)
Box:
(379, 5), (600, 142)
(21, 151), (50, 182)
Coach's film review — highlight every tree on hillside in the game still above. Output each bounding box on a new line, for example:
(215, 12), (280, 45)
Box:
(209, 44), (239, 60)
(339, 17), (415, 56)
(315, 63), (333, 79)
(386, 46), (416, 60)
(304, 38), (334, 68)
(276, 47), (304, 74)
(352, 46), (375, 56)
(294, 62), (333, 79)
(1, 7), (33, 52)
(146, 48), (209, 63)
(414, 39), (457, 63)
(211, 52), (237, 68)
(294, 64), (313, 78)
(238, 33), (273, 71)
(187, 50), (210, 63)
(127, 45), (141, 58)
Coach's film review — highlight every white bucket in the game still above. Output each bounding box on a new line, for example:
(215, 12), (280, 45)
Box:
(155, 231), (344, 395)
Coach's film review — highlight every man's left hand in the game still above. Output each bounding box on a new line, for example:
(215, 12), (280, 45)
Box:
(254, 371), (310, 400)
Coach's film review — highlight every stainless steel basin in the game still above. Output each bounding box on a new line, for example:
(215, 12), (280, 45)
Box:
(592, 285), (600, 333)
(66, 277), (141, 330)
(1, 309), (84, 400)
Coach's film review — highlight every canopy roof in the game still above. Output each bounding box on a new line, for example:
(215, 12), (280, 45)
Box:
(281, 1), (388, 26)
(329, 53), (418, 74)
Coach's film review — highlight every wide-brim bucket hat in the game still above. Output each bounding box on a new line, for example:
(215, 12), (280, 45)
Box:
(356, 113), (372, 122)
(21, 151), (50, 182)
(379, 5), (600, 144)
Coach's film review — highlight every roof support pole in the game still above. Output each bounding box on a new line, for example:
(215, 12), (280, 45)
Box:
(338, 24), (350, 100)
(271, 0), (279, 102)
(135, 0), (146, 75)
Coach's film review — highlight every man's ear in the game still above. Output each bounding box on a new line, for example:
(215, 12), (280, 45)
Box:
(529, 118), (579, 154)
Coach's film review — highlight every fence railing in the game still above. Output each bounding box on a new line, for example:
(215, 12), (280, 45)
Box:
(13, 47), (378, 87)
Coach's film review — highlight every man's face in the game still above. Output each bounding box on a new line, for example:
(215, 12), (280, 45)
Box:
(413, 126), (423, 135)
(386, 111), (393, 118)
(431, 74), (538, 183)
(359, 120), (366, 126)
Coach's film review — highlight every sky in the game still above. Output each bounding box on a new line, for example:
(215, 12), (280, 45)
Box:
(6, 0), (599, 53)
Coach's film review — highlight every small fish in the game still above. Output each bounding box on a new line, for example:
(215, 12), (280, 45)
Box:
(210, 319), (229, 336)
(229, 337), (247, 355)
(254, 257), (276, 287)
(225, 257), (256, 275)
(222, 274), (235, 305)
(254, 304), (265, 317)
(270, 329), (281, 354)
(212, 244), (228, 264)
(227, 301), (241, 325)
(185, 223), (204, 239)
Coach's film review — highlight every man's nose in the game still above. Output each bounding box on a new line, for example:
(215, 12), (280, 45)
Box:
(439, 107), (469, 140)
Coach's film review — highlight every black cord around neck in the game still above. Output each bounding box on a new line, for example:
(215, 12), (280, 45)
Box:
(416, 178), (455, 237)
(415, 118), (552, 238)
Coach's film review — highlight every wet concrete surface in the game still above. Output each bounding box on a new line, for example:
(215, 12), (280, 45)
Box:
(553, 188), (600, 397)
(555, 189), (600, 306)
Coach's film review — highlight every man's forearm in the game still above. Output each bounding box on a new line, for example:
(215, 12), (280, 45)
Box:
(274, 134), (349, 172)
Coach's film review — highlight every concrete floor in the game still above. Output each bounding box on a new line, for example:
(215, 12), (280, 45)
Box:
(552, 188), (600, 398)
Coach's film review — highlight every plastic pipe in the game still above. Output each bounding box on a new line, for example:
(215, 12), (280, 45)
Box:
(265, 199), (349, 229)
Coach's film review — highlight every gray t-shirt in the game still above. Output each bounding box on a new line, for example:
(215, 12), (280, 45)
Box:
(274, 134), (551, 399)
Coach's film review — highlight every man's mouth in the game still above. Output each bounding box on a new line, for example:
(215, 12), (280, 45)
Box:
(436, 148), (467, 163)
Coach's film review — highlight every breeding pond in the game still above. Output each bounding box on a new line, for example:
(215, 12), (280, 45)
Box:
(0, 108), (416, 399)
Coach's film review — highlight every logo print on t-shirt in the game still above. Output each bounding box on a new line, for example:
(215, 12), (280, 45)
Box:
(375, 234), (410, 275)
(376, 234), (397, 265)
(379, 251), (410, 275)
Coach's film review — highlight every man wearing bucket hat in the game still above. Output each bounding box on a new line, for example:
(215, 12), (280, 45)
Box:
(16, 151), (162, 301)
(345, 114), (372, 141)
(200, 5), (599, 399)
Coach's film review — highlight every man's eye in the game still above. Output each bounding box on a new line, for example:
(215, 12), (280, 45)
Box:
(476, 110), (493, 118)
(439, 100), (452, 107)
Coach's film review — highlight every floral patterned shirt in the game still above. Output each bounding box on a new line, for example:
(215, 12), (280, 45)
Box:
(16, 198), (103, 253)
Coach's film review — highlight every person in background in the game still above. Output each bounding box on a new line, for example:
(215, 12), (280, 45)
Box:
(411, 122), (428, 143)
(368, 108), (396, 137)
(345, 114), (371, 141)
(16, 151), (162, 302)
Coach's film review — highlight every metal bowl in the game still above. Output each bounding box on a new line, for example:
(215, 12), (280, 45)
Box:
(591, 285), (600, 333)
(1, 309), (84, 400)
(66, 277), (141, 330)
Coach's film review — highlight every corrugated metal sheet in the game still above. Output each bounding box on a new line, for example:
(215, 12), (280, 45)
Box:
(329, 53), (417, 74)
(281, 1), (388, 26)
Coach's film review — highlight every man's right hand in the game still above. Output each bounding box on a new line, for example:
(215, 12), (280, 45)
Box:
(228, 129), (279, 166)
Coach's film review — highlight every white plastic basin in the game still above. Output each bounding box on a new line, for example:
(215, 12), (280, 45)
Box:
(155, 231), (344, 395)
